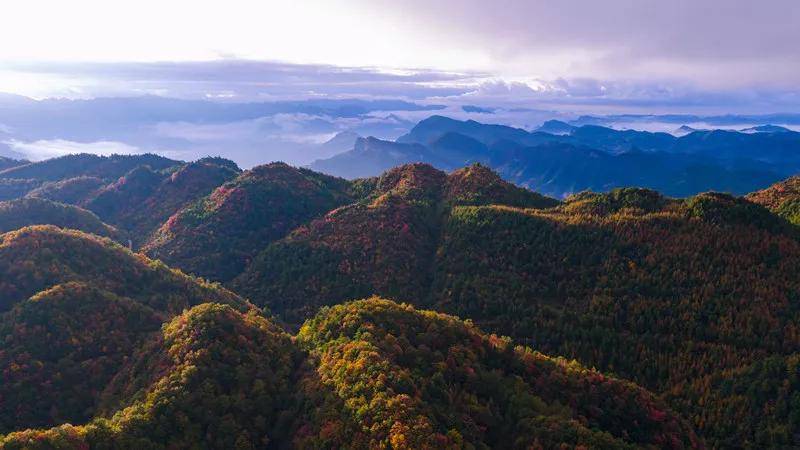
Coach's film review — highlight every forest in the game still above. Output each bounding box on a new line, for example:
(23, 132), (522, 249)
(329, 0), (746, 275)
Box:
(0, 154), (799, 448)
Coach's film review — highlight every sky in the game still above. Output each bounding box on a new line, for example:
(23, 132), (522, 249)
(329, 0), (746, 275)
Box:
(0, 0), (798, 112)
(1, 0), (799, 165)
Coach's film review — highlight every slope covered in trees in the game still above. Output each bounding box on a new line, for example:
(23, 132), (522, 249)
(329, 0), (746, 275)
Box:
(2, 154), (799, 448)
(293, 298), (698, 449)
(0, 225), (247, 313)
(0, 298), (700, 449)
(25, 176), (106, 205)
(0, 156), (25, 171)
(84, 158), (240, 244)
(143, 162), (360, 281)
(0, 153), (178, 183)
(0, 225), (260, 444)
(0, 198), (119, 239)
(746, 175), (800, 225)
(234, 177), (800, 447)
(232, 163), (558, 323)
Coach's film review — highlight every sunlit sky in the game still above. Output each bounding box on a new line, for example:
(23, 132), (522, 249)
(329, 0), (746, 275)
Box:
(0, 0), (799, 111)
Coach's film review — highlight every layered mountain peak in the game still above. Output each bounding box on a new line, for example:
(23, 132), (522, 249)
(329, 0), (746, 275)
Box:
(562, 187), (671, 215)
(143, 162), (356, 281)
(445, 163), (559, 208)
(535, 119), (576, 135)
(371, 162), (446, 205)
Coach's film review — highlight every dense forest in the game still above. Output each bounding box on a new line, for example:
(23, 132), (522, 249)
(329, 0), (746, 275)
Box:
(0, 153), (799, 448)
(0, 227), (697, 449)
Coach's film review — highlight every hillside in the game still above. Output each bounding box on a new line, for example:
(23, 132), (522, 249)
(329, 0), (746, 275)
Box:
(232, 163), (558, 323)
(0, 178), (40, 201)
(85, 158), (240, 244)
(25, 176), (106, 204)
(0, 225), (248, 313)
(746, 176), (800, 225)
(143, 162), (358, 281)
(0, 298), (700, 449)
(0, 198), (119, 239)
(0, 153), (179, 182)
(233, 176), (800, 447)
(0, 156), (25, 171)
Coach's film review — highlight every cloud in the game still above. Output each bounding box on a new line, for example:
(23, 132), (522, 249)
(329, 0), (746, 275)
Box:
(0, 60), (474, 101)
(6, 139), (145, 161)
(352, 0), (800, 89)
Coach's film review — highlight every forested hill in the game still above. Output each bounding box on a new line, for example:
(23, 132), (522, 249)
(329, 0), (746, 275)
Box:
(1, 153), (799, 448)
(0, 226), (697, 449)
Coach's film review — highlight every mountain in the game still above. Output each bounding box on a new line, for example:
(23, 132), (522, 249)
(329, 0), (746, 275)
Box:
(740, 124), (792, 133)
(84, 158), (240, 245)
(232, 167), (800, 447)
(25, 176), (106, 204)
(142, 162), (358, 281)
(674, 125), (703, 136)
(292, 298), (698, 449)
(3, 153), (800, 447)
(490, 142), (783, 197)
(746, 176), (800, 225)
(397, 115), (544, 147)
(317, 130), (361, 158)
(0, 156), (25, 171)
(232, 163), (558, 323)
(0, 226), (248, 314)
(313, 116), (799, 197)
(308, 136), (449, 179)
(0, 153), (179, 182)
(0, 198), (119, 239)
(0, 292), (700, 449)
(0, 178), (42, 202)
(535, 119), (575, 135)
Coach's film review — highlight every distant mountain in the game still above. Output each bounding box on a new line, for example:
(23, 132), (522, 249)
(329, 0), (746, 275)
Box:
(535, 119), (576, 135)
(317, 130), (361, 158)
(313, 116), (800, 197)
(308, 136), (449, 179)
(740, 124), (792, 133)
(313, 137), (785, 198)
(461, 104), (496, 113)
(0, 153), (179, 182)
(0, 155), (25, 170)
(673, 125), (704, 136)
(397, 115), (556, 147)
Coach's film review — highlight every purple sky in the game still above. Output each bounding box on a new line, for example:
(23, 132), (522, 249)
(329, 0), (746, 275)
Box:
(0, 0), (798, 114)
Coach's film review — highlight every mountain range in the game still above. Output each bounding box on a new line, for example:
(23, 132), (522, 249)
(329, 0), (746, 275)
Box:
(0, 144), (799, 447)
(310, 115), (800, 198)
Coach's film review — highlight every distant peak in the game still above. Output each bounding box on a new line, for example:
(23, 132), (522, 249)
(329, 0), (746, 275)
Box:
(740, 124), (792, 134)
